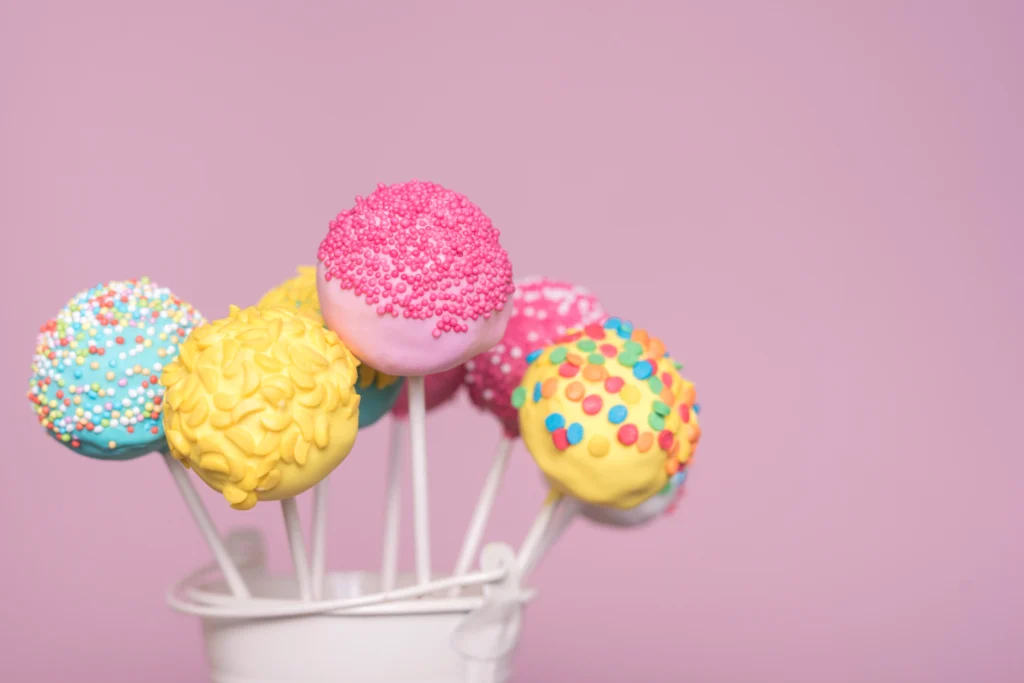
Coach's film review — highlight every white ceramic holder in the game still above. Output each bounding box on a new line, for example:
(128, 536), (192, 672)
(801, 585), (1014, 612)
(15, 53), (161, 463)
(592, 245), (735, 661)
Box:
(170, 529), (535, 683)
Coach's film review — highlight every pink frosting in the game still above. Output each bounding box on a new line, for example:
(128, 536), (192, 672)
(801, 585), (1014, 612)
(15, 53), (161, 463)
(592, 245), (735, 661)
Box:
(391, 364), (467, 418)
(316, 181), (515, 376)
(464, 276), (606, 437)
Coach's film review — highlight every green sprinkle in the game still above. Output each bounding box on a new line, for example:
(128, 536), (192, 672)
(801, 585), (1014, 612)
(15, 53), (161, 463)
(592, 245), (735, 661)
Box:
(511, 386), (527, 409)
(576, 339), (597, 352)
(549, 347), (568, 363)
(618, 352), (639, 368)
(624, 341), (645, 355)
(648, 376), (664, 394)
(653, 400), (671, 416)
(587, 353), (606, 365)
(648, 413), (666, 431)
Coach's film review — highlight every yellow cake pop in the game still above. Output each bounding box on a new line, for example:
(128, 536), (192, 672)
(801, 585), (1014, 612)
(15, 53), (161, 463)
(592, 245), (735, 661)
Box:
(160, 305), (361, 510)
(513, 317), (702, 510)
(257, 266), (323, 324)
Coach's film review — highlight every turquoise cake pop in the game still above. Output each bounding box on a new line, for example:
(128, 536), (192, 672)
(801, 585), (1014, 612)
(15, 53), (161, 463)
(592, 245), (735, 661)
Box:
(27, 278), (205, 460)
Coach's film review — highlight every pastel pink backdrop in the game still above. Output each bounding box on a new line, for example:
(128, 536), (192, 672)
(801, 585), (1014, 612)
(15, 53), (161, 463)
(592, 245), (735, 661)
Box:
(1, 2), (1021, 681)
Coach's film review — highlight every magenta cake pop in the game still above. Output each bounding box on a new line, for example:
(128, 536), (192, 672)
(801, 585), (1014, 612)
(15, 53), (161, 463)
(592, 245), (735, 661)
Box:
(464, 276), (605, 437)
(391, 365), (466, 418)
(316, 181), (515, 377)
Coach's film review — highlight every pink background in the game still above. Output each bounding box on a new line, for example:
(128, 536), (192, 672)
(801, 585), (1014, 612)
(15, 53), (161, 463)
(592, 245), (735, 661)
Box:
(2, 1), (1022, 681)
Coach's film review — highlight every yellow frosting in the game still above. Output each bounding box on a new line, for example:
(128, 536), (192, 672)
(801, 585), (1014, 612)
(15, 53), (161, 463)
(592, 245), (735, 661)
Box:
(258, 266), (399, 392)
(160, 305), (361, 510)
(515, 320), (702, 509)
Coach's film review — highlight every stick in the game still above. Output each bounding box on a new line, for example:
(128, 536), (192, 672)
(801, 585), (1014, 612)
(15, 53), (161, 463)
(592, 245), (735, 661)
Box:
(310, 480), (329, 599)
(449, 434), (514, 595)
(515, 491), (564, 575)
(161, 452), (250, 598)
(281, 498), (312, 601)
(407, 375), (432, 584)
(521, 498), (580, 581)
(381, 419), (405, 591)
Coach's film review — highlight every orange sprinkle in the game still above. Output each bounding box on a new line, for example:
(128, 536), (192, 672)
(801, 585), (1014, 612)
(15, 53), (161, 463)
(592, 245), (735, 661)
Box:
(541, 378), (559, 398)
(566, 352), (584, 367)
(660, 388), (675, 405)
(648, 337), (666, 359)
(637, 431), (654, 453)
(632, 328), (650, 349)
(687, 422), (702, 443)
(665, 459), (680, 475)
(582, 364), (607, 382)
(565, 381), (585, 401)
(679, 384), (696, 406)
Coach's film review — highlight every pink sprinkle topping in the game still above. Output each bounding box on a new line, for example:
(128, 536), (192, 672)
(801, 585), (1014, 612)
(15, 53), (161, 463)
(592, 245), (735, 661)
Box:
(317, 181), (515, 338)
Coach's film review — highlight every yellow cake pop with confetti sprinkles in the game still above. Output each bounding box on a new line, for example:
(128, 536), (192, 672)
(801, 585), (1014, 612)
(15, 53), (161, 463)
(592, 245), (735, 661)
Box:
(160, 305), (361, 510)
(513, 317), (702, 510)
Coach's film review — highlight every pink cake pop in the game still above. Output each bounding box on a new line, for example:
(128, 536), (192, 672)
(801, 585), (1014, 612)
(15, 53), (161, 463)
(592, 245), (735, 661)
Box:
(391, 364), (466, 418)
(464, 276), (606, 436)
(316, 181), (515, 377)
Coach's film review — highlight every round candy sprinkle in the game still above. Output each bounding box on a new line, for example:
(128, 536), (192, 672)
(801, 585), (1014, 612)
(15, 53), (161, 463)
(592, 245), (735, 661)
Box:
(648, 376), (664, 394)
(617, 424), (639, 445)
(618, 352), (638, 367)
(582, 394), (603, 415)
(552, 428), (569, 451)
(511, 386), (526, 408)
(565, 382), (585, 401)
(658, 430), (675, 451)
(649, 413), (666, 431)
(588, 435), (610, 457)
(542, 378), (559, 398)
(653, 400), (671, 416)
(584, 323), (606, 340)
(637, 432), (654, 453)
(633, 360), (654, 380)
(566, 423), (584, 445)
(608, 405), (628, 424)
(549, 347), (568, 364)
(605, 377), (625, 393)
(620, 385), (642, 404)
(545, 413), (566, 431)
(576, 339), (597, 352)
(588, 353), (606, 365)
(558, 363), (579, 378)
(526, 349), (543, 364)
(27, 278), (204, 461)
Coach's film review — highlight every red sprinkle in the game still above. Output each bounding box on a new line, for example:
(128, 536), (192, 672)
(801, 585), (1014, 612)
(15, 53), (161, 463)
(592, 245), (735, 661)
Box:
(558, 363), (580, 378)
(604, 377), (625, 393)
(658, 430), (675, 451)
(679, 404), (690, 422)
(661, 372), (673, 387)
(584, 323), (606, 340)
(600, 344), (618, 358)
(552, 427), (570, 451)
(150, 375), (159, 384)
(617, 424), (639, 446)
(135, 336), (144, 343)
(582, 394), (603, 415)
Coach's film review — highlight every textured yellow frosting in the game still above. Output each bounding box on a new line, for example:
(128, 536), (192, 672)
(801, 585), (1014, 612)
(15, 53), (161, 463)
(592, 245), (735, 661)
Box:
(160, 305), (360, 510)
(514, 318), (702, 509)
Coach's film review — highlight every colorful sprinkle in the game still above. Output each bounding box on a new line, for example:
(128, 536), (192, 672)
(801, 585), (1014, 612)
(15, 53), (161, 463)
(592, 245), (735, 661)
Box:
(599, 344), (618, 358)
(565, 381), (585, 401)
(658, 430), (675, 451)
(603, 317), (622, 330)
(608, 405), (628, 424)
(604, 377), (625, 393)
(624, 341), (644, 356)
(648, 376), (664, 394)
(680, 404), (691, 422)
(617, 423), (638, 445)
(511, 386), (526, 408)
(532, 382), (542, 402)
(648, 413), (666, 431)
(620, 385), (641, 404)
(558, 363), (579, 378)
(632, 360), (653, 380)
(652, 400), (671, 416)
(588, 435), (610, 457)
(576, 339), (597, 352)
(541, 378), (559, 398)
(545, 413), (565, 431)
(637, 432), (654, 453)
(584, 323), (606, 340)
(566, 352), (584, 367)
(617, 352), (638, 367)
(582, 364), (606, 382)
(549, 347), (568, 364)
(587, 353), (606, 365)
(552, 427), (569, 451)
(566, 423), (584, 445)
(526, 349), (543, 364)
(582, 394), (603, 415)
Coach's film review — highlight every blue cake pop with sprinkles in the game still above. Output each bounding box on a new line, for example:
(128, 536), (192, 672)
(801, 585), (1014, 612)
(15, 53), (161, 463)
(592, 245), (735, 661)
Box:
(27, 278), (205, 460)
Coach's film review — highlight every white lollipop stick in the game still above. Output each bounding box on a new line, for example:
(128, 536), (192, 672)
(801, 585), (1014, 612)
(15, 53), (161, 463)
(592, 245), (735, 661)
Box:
(310, 480), (329, 600)
(381, 418), (406, 591)
(161, 452), (251, 598)
(281, 498), (312, 601)
(521, 498), (581, 581)
(407, 375), (432, 584)
(450, 434), (514, 595)
(515, 491), (563, 575)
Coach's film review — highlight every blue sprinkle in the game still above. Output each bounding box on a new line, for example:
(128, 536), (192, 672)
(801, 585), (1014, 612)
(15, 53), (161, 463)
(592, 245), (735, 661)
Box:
(608, 405), (628, 424)
(566, 423), (584, 445)
(74, 370), (83, 379)
(632, 360), (653, 380)
(693, 403), (701, 414)
(545, 413), (566, 432)
(603, 316), (622, 330)
(616, 321), (634, 339)
(526, 349), (542, 364)
(532, 382), (542, 403)
(108, 360), (118, 368)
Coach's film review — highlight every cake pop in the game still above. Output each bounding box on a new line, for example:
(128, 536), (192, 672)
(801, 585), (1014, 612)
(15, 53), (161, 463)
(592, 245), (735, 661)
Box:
(27, 278), (205, 460)
(27, 278), (252, 597)
(450, 277), (605, 588)
(316, 180), (515, 376)
(258, 266), (404, 428)
(515, 317), (702, 509)
(160, 305), (361, 510)
(464, 276), (605, 437)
